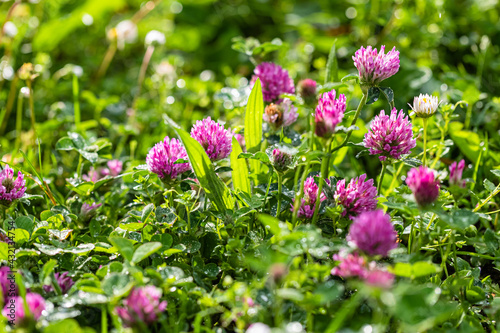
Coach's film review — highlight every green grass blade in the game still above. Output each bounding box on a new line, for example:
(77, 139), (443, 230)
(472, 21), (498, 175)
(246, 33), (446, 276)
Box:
(230, 136), (251, 195)
(175, 127), (234, 212)
(244, 78), (264, 175)
(325, 40), (339, 84)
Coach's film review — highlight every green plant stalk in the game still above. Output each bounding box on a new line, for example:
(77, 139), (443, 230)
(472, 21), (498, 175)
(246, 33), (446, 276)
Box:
(26, 80), (44, 174)
(377, 163), (387, 195)
(330, 93), (367, 154)
(408, 219), (416, 254)
(276, 172), (283, 219)
(11, 90), (24, 163)
(311, 140), (332, 225)
(0, 74), (19, 135)
(292, 160), (312, 226)
(325, 292), (363, 333)
(101, 305), (108, 333)
(263, 168), (274, 211)
(73, 73), (81, 128)
(422, 118), (428, 166)
(387, 161), (404, 195)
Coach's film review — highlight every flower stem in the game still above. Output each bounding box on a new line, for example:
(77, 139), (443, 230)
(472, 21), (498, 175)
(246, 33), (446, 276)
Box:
(11, 89), (24, 163)
(264, 169), (274, 211)
(277, 172), (283, 219)
(311, 140), (332, 225)
(377, 163), (387, 195)
(73, 73), (81, 129)
(422, 118), (428, 166)
(331, 93), (367, 154)
(292, 160), (311, 226)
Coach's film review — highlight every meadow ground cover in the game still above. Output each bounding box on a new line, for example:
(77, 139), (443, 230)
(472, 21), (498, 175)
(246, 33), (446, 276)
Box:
(1, 0), (500, 332)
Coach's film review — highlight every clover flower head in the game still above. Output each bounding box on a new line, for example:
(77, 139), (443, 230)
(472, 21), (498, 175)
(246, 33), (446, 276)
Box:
(2, 293), (46, 324)
(335, 174), (378, 219)
(315, 89), (346, 138)
(363, 269), (395, 288)
(348, 210), (398, 257)
(292, 176), (326, 219)
(146, 136), (190, 180)
(145, 30), (166, 46)
(352, 45), (400, 86)
(247, 323), (272, 333)
(297, 79), (317, 105)
(101, 160), (123, 177)
(0, 266), (16, 304)
(251, 62), (295, 103)
(449, 159), (466, 188)
(80, 202), (102, 222)
(43, 272), (74, 294)
(190, 117), (232, 161)
(0, 165), (26, 204)
(271, 147), (294, 173)
(363, 108), (416, 162)
(331, 251), (367, 278)
(409, 93), (439, 118)
(406, 166), (440, 206)
(115, 286), (167, 328)
(113, 20), (138, 48)
(263, 98), (298, 131)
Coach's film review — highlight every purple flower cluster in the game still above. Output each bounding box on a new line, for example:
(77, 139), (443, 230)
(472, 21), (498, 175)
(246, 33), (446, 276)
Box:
(190, 117), (232, 161)
(0, 165), (26, 204)
(364, 108), (416, 162)
(449, 159), (466, 188)
(83, 159), (123, 182)
(331, 251), (366, 278)
(297, 79), (317, 105)
(406, 166), (440, 207)
(43, 272), (75, 294)
(116, 286), (167, 328)
(293, 176), (326, 219)
(331, 251), (395, 289)
(263, 98), (298, 131)
(3, 292), (46, 324)
(271, 148), (293, 173)
(80, 202), (102, 222)
(251, 62), (295, 103)
(315, 89), (346, 138)
(0, 266), (16, 304)
(352, 45), (400, 86)
(146, 136), (191, 181)
(335, 174), (378, 219)
(347, 210), (398, 257)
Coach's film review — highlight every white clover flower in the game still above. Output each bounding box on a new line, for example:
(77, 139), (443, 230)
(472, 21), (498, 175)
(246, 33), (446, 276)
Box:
(3, 21), (18, 38)
(113, 20), (138, 49)
(145, 30), (166, 47)
(409, 93), (439, 118)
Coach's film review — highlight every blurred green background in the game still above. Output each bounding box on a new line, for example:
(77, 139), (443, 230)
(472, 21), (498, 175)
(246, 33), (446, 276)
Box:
(1, 0), (499, 172)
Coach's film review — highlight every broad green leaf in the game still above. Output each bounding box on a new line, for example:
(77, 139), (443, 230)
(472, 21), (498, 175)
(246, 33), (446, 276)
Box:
(366, 87), (380, 105)
(341, 73), (359, 83)
(40, 259), (58, 285)
(109, 236), (134, 262)
(379, 86), (394, 104)
(131, 242), (162, 264)
(244, 78), (264, 174)
(15, 216), (34, 235)
(45, 319), (83, 333)
(325, 41), (339, 84)
(230, 137), (251, 195)
(175, 127), (234, 212)
(141, 203), (155, 224)
(389, 262), (440, 279)
(0, 243), (7, 261)
(448, 122), (480, 162)
(257, 214), (289, 237)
